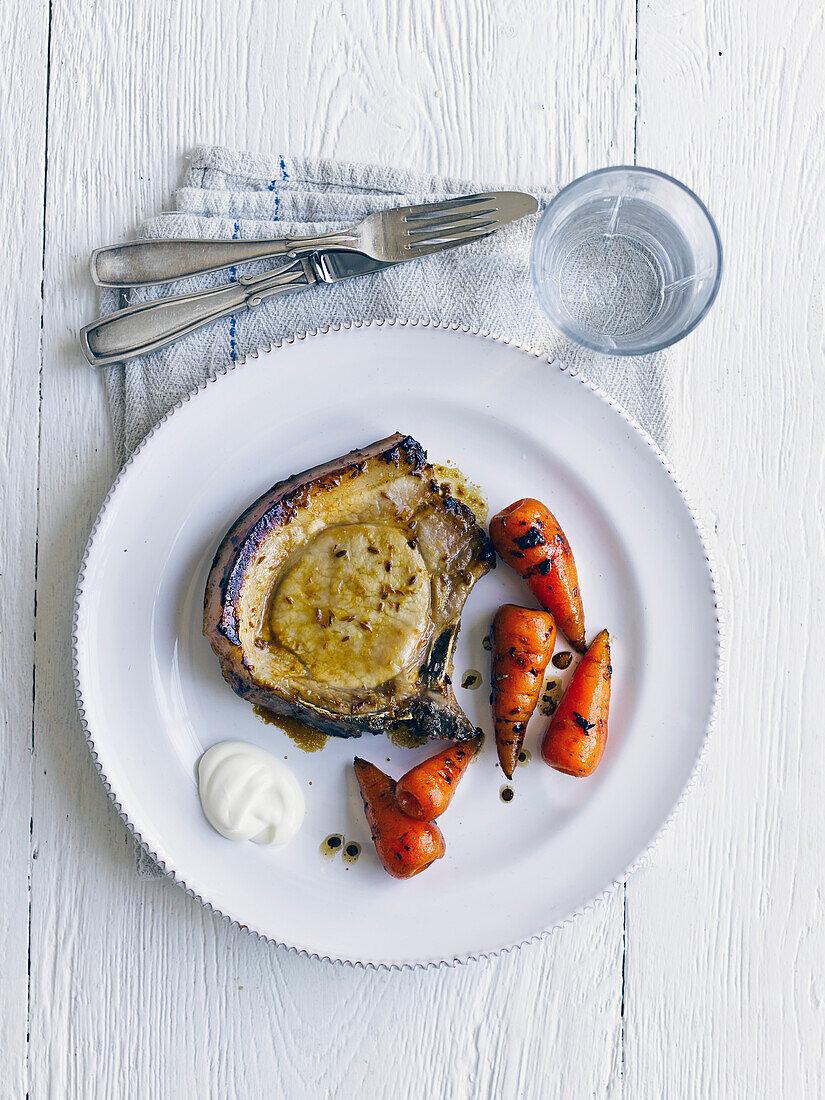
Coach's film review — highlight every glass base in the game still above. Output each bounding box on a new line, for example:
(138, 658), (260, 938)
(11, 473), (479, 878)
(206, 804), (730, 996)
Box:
(558, 233), (664, 338)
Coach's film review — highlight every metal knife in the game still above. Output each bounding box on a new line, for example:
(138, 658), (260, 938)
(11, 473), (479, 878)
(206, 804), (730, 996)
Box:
(80, 251), (405, 367)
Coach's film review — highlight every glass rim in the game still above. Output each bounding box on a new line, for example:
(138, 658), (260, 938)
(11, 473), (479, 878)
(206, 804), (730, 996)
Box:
(533, 165), (724, 356)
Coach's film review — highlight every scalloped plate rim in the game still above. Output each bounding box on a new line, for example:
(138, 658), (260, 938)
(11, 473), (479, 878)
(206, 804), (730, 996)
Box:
(72, 319), (723, 970)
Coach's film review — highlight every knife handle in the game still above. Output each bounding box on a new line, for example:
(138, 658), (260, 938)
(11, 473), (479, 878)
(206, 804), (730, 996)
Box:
(80, 262), (314, 367)
(91, 232), (358, 287)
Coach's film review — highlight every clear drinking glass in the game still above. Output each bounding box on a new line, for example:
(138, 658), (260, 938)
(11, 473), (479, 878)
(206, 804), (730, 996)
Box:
(531, 167), (722, 355)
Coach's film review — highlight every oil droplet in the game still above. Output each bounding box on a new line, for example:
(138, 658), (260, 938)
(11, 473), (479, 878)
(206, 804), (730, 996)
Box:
(500, 785), (515, 803)
(481, 633), (493, 652)
(540, 679), (563, 717)
(254, 706), (329, 752)
(320, 834), (344, 859)
(517, 749), (531, 766)
(388, 727), (429, 750)
(552, 651), (573, 670)
(461, 669), (482, 690)
(342, 841), (361, 865)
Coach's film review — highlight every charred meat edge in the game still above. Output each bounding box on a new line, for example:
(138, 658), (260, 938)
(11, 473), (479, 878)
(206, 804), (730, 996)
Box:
(203, 433), (494, 740)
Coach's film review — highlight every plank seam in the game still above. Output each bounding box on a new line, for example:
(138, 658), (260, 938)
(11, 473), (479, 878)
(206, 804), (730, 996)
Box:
(638, 0), (642, 160)
(621, 885), (628, 1090)
(624, 5), (641, 1080)
(28, 1), (54, 1093)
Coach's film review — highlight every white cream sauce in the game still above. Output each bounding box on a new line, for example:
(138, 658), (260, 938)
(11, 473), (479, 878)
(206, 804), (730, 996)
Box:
(197, 740), (305, 846)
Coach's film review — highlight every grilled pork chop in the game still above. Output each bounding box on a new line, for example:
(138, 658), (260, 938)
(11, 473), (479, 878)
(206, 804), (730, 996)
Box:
(203, 434), (494, 740)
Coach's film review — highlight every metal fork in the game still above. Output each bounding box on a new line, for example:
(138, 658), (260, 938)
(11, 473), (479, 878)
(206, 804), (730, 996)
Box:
(90, 191), (538, 287)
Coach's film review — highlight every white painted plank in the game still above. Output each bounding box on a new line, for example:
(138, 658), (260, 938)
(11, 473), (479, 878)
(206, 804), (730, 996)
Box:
(28, 0), (635, 1096)
(0, 3), (50, 1096)
(626, 1), (825, 1097)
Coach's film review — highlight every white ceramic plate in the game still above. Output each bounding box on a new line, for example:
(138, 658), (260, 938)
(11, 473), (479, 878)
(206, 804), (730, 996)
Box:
(74, 323), (719, 968)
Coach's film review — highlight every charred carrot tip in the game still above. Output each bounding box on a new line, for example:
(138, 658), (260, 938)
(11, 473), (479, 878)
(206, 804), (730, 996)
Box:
(396, 791), (423, 818)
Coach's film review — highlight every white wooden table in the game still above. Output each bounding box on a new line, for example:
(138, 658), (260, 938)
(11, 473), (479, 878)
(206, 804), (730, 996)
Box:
(2, 2), (822, 1096)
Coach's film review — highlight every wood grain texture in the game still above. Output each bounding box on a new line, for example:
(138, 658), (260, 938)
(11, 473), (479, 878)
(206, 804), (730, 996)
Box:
(24, 1), (635, 1097)
(13, 0), (823, 1094)
(0, 4), (49, 1097)
(625, 1), (825, 1097)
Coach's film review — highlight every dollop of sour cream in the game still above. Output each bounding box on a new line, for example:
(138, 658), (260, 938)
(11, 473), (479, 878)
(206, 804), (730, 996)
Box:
(198, 741), (305, 845)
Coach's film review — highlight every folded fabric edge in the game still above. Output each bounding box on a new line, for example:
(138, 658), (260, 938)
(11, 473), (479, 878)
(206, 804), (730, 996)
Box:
(185, 144), (528, 199)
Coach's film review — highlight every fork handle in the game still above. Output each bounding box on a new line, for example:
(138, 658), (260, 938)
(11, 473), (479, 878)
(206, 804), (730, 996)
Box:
(91, 232), (358, 287)
(80, 261), (315, 367)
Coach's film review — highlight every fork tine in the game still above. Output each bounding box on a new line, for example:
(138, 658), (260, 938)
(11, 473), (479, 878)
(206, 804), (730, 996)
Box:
(405, 224), (497, 251)
(405, 206), (499, 230)
(406, 212), (499, 239)
(406, 218), (499, 245)
(402, 193), (499, 221)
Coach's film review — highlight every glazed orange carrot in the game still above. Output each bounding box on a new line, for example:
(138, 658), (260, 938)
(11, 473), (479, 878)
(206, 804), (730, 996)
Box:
(491, 604), (556, 779)
(541, 629), (611, 777)
(489, 499), (586, 652)
(353, 758), (446, 879)
(395, 737), (480, 820)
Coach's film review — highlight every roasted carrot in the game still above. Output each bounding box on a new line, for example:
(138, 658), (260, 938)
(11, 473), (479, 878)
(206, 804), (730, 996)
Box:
(491, 604), (556, 779)
(489, 499), (586, 652)
(353, 758), (446, 879)
(540, 629), (611, 777)
(395, 737), (480, 820)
